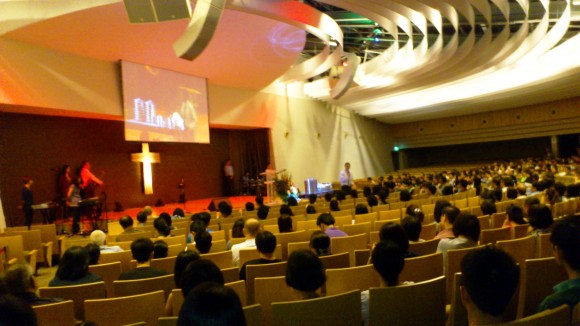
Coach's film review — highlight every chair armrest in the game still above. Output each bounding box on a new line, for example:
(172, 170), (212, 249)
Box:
(8, 258), (18, 265)
(25, 249), (38, 273)
(42, 241), (54, 267)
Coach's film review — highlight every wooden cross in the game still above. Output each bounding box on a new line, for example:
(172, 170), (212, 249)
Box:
(131, 143), (160, 195)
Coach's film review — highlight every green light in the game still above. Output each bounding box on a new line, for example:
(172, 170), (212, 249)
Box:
(393, 146), (400, 152)
(373, 28), (382, 35)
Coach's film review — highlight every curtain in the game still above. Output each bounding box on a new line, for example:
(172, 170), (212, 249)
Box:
(228, 129), (271, 195)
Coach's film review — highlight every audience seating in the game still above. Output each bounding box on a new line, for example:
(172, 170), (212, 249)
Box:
(287, 241), (310, 256)
(254, 276), (296, 326)
(0, 235), (37, 268)
(470, 206), (483, 218)
(89, 261), (122, 297)
(6, 229), (51, 267)
(243, 304), (263, 326)
(354, 249), (371, 267)
(420, 222), (437, 240)
(158, 317), (177, 326)
(454, 198), (468, 209)
(150, 256), (177, 274)
(187, 240), (227, 253)
(319, 252), (350, 270)
(229, 238), (247, 247)
(507, 304), (570, 325)
(496, 236), (536, 266)
(379, 210), (401, 221)
(342, 222), (372, 242)
(422, 204), (435, 217)
(399, 252), (443, 283)
(574, 303), (580, 325)
(445, 246), (483, 303)
(271, 290), (361, 326)
(480, 227), (511, 245)
(226, 280), (247, 307)
(246, 261), (287, 305)
(238, 244), (282, 268)
(491, 213), (508, 228)
(409, 238), (440, 256)
(165, 289), (183, 317)
(113, 274), (174, 299)
(368, 276), (446, 326)
(370, 231), (379, 244)
(325, 264), (380, 296)
(99, 250), (133, 272)
(221, 267), (240, 284)
(116, 232), (149, 243)
(513, 224), (530, 239)
(166, 244), (183, 257)
(536, 233), (553, 258)
(477, 215), (491, 230)
(84, 290), (165, 326)
(32, 300), (76, 326)
(156, 236), (186, 248)
(332, 210), (354, 219)
(108, 241), (132, 251)
(296, 220), (318, 231)
(39, 281), (107, 321)
(447, 273), (467, 326)
(200, 251), (233, 269)
(516, 257), (568, 318)
(354, 212), (377, 224)
(8, 224), (60, 256)
(275, 231), (309, 260)
(371, 205), (391, 214)
(263, 224), (278, 234)
(330, 233), (367, 267)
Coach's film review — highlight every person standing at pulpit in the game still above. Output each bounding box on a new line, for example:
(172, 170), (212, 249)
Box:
(79, 161), (103, 198)
(224, 159), (234, 196)
(339, 162), (354, 193)
(21, 177), (34, 229)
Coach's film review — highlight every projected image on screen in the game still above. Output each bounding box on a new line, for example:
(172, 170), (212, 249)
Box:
(122, 61), (210, 143)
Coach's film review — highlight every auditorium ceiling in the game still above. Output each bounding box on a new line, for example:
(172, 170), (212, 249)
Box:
(1, 0), (580, 124)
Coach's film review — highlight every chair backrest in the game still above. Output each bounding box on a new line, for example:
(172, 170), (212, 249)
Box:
(379, 210), (401, 222)
(254, 276), (296, 326)
(354, 249), (371, 267)
(446, 246), (483, 303)
(7, 229), (44, 263)
(373, 219), (400, 233)
(166, 289), (184, 317)
(239, 244), (282, 268)
(480, 227), (511, 245)
(354, 212), (377, 224)
(221, 267), (240, 284)
(454, 198), (468, 209)
(333, 210), (354, 219)
(325, 264), (380, 296)
(370, 231), (380, 244)
(38, 281), (106, 321)
(32, 300), (76, 326)
(0, 235), (25, 262)
(477, 215), (490, 230)
(271, 290), (361, 326)
(89, 261), (122, 297)
(330, 233), (368, 267)
(342, 222), (372, 242)
(150, 256), (178, 274)
(420, 222), (437, 240)
(158, 317), (178, 326)
(368, 276), (446, 326)
(166, 244), (183, 257)
(408, 238), (440, 256)
(113, 274), (174, 299)
(492, 212), (508, 228)
(296, 220), (318, 231)
(508, 304), (570, 325)
(275, 230), (308, 260)
(399, 252), (444, 283)
(156, 236), (186, 248)
(99, 250), (133, 272)
(513, 224), (530, 239)
(246, 261), (288, 305)
(422, 204), (435, 216)
(537, 233), (553, 258)
(496, 236), (536, 266)
(243, 304), (263, 326)
(85, 290), (165, 326)
(574, 302), (580, 326)
(107, 241), (132, 251)
(208, 239), (227, 253)
(263, 224), (279, 233)
(287, 241), (310, 256)
(116, 232), (150, 242)
(200, 251), (233, 269)
(471, 206), (483, 218)
(447, 273), (467, 326)
(319, 252), (351, 270)
(517, 257), (568, 318)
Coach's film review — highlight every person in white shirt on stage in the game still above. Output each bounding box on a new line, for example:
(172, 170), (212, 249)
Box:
(339, 162), (354, 193)
(231, 218), (261, 267)
(224, 159), (234, 196)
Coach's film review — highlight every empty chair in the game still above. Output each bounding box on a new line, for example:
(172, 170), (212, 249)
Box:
(408, 238), (440, 256)
(496, 236), (536, 266)
(325, 264), (380, 296)
(507, 304), (570, 325)
(368, 276), (446, 326)
(319, 252), (350, 270)
(330, 233), (367, 267)
(7, 229), (51, 267)
(113, 274), (174, 299)
(254, 276), (296, 326)
(89, 261), (122, 297)
(480, 227), (511, 245)
(399, 252), (443, 283)
(272, 290), (361, 326)
(200, 251), (233, 269)
(32, 300), (76, 326)
(287, 241), (310, 256)
(246, 261), (288, 305)
(99, 250), (133, 272)
(38, 281), (107, 321)
(0, 235), (36, 267)
(85, 290), (165, 326)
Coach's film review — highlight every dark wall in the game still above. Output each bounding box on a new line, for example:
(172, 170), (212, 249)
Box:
(403, 137), (552, 168)
(0, 112), (230, 226)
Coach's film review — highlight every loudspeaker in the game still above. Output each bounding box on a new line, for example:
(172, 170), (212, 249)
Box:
(123, 0), (192, 23)
(207, 198), (231, 212)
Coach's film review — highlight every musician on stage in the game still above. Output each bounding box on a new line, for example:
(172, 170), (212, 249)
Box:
(79, 161), (103, 198)
(21, 177), (34, 229)
(67, 177), (82, 234)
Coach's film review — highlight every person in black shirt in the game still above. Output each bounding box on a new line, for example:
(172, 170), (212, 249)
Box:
(239, 231), (281, 280)
(21, 177), (34, 229)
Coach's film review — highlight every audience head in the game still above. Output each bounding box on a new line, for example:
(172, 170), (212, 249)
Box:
(195, 212), (211, 227)
(0, 294), (37, 326)
(130, 238), (154, 264)
(178, 282), (245, 326)
(480, 200), (497, 216)
(434, 200), (452, 223)
(527, 204), (553, 231)
(255, 231), (277, 255)
(363, 186), (371, 197)
(367, 195), (378, 207)
(309, 231), (331, 256)
(279, 204), (294, 216)
(173, 208), (185, 218)
(174, 251), (200, 288)
(461, 247), (519, 321)
(154, 217), (171, 237)
(85, 243), (101, 265)
(190, 220), (206, 237)
(453, 213), (481, 242)
(506, 187), (517, 200)
(243, 218), (261, 238)
(324, 193), (332, 202)
(427, 184), (437, 196)
(159, 212), (172, 227)
(245, 202), (255, 212)
(350, 189), (359, 198)
(306, 205), (317, 214)
(308, 194), (318, 204)
(550, 215), (580, 272)
(278, 215), (293, 233)
(379, 222), (410, 252)
(329, 200), (340, 212)
(3, 264), (35, 297)
(442, 206), (460, 226)
(405, 204), (425, 223)
(143, 206), (153, 217)
(153, 240), (168, 259)
(255, 195), (264, 206)
(119, 215), (134, 230)
(399, 190), (412, 202)
(371, 241), (405, 286)
(286, 250), (326, 297)
(378, 189), (389, 204)
(316, 213), (335, 229)
(257, 205), (269, 220)
(287, 196), (298, 207)
(402, 216), (422, 242)
(506, 205), (526, 225)
(441, 185), (454, 196)
(335, 190), (346, 201)
(355, 204), (369, 215)
(56, 246), (90, 281)
(218, 202), (232, 217)
(89, 230), (107, 246)
(195, 232), (213, 254)
(231, 219), (245, 238)
(180, 259), (224, 297)
(136, 211), (147, 224)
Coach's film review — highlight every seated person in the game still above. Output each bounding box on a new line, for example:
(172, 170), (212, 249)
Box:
(280, 204), (294, 216)
(355, 204), (369, 215)
(0, 294), (38, 326)
(239, 231), (282, 280)
(153, 240), (168, 259)
(527, 204), (554, 236)
(178, 282), (245, 326)
(434, 200), (452, 234)
(361, 241), (408, 325)
(180, 259), (224, 298)
(218, 201), (233, 218)
(118, 238), (169, 280)
(90, 230), (123, 253)
(188, 220), (206, 244)
(194, 231), (213, 254)
(226, 218), (246, 250)
(257, 205), (270, 220)
(154, 217), (172, 238)
(286, 250), (326, 300)
(316, 213), (347, 238)
(159, 212), (174, 230)
(245, 202), (255, 212)
(172, 208), (185, 219)
(480, 200), (497, 216)
(379, 222), (418, 258)
(329, 200), (340, 212)
(306, 205), (317, 214)
(367, 195), (378, 208)
(309, 194), (318, 205)
(85, 243), (100, 265)
(287, 196), (298, 206)
(539, 214), (580, 311)
(309, 231), (331, 256)
(173, 251), (200, 288)
(278, 214), (293, 233)
(116, 215), (143, 241)
(434, 206), (460, 240)
(402, 215), (424, 243)
(143, 205), (153, 219)
(437, 213), (480, 259)
(231, 218), (261, 267)
(503, 205), (526, 228)
(378, 189), (389, 205)
(4, 264), (64, 305)
(136, 210), (147, 227)
(461, 246), (519, 325)
(49, 246), (102, 286)
(405, 205), (425, 223)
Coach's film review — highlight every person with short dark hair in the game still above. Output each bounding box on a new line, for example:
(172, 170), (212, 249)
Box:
(188, 220), (206, 244)
(278, 215), (293, 233)
(435, 206), (460, 240)
(405, 204), (425, 223)
(506, 187), (518, 200)
(306, 205), (317, 214)
(0, 294), (38, 326)
(180, 259), (224, 298)
(239, 231), (281, 280)
(245, 202), (255, 212)
(355, 204), (369, 215)
(4, 264), (64, 306)
(218, 201), (233, 218)
(316, 213), (347, 238)
(178, 282), (245, 326)
(309, 231), (331, 256)
(119, 238), (169, 280)
(441, 185), (454, 196)
(324, 192), (333, 203)
(335, 190), (346, 202)
(480, 200), (497, 216)
(377, 189), (389, 205)
(279, 204), (294, 216)
(379, 222), (418, 258)
(173, 251), (200, 288)
(539, 215), (580, 311)
(527, 204), (553, 236)
(286, 250), (326, 300)
(227, 218), (246, 250)
(434, 200), (452, 224)
(437, 213), (480, 258)
(461, 246), (519, 325)
(402, 216), (423, 243)
(339, 162), (354, 194)
(116, 215), (144, 241)
(350, 189), (359, 198)
(329, 200), (340, 212)
(85, 243), (100, 265)
(159, 212), (173, 229)
(399, 190), (412, 202)
(195, 231), (213, 254)
(503, 205), (526, 228)
(287, 196), (298, 206)
(49, 246), (102, 286)
(255, 195), (264, 207)
(172, 208), (185, 219)
(309, 194), (318, 204)
(154, 217), (171, 237)
(257, 205), (269, 220)
(153, 240), (169, 259)
(136, 211), (147, 226)
(367, 195), (378, 208)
